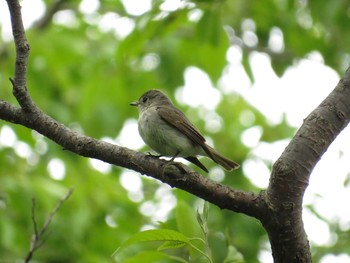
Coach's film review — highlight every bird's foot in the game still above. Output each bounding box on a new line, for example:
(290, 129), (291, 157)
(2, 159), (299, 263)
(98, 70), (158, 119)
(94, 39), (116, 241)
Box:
(160, 158), (188, 175)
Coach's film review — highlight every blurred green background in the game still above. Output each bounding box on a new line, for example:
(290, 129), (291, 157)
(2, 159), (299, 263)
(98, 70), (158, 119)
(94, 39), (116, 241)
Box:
(0, 0), (349, 262)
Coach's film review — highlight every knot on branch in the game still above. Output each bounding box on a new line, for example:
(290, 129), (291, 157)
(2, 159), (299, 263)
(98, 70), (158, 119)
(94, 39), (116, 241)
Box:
(9, 77), (36, 113)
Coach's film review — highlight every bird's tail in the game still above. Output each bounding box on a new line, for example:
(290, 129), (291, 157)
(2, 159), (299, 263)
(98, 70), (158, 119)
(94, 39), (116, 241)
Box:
(203, 145), (240, 171)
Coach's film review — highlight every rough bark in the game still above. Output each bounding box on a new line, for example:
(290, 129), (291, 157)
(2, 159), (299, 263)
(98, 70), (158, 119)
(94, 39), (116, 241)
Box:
(264, 74), (350, 262)
(3, 0), (350, 262)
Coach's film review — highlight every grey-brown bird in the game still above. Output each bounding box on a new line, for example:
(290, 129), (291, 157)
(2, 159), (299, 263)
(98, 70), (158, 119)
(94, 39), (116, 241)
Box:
(130, 89), (239, 172)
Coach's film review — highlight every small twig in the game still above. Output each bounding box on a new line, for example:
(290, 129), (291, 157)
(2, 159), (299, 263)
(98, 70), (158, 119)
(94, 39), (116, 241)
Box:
(29, 198), (39, 252)
(40, 188), (74, 237)
(31, 198), (39, 238)
(25, 188), (74, 263)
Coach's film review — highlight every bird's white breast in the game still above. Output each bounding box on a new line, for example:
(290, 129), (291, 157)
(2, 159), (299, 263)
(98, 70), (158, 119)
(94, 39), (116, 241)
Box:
(138, 106), (203, 157)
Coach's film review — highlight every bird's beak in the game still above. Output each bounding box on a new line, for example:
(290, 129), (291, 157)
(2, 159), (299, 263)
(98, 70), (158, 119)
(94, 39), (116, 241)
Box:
(130, 101), (139, 106)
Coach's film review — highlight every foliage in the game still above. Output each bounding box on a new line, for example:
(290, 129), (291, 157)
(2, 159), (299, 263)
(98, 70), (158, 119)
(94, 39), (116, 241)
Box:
(0, 0), (349, 262)
(115, 202), (244, 263)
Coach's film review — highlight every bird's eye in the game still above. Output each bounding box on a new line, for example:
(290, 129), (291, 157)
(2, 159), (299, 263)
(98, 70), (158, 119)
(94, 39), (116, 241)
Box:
(142, 97), (148, 103)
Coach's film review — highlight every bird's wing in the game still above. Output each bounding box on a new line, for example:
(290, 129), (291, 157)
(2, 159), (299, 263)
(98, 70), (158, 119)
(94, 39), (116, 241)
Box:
(157, 106), (206, 147)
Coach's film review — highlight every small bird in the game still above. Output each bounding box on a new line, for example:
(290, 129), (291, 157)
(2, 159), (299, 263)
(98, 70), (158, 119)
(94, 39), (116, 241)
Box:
(130, 89), (239, 172)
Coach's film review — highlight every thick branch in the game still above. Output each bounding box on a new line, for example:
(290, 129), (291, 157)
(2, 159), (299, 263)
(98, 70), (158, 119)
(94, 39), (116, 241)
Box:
(263, 68), (350, 262)
(0, 99), (262, 218)
(2, 0), (265, 220)
(5, 1), (350, 262)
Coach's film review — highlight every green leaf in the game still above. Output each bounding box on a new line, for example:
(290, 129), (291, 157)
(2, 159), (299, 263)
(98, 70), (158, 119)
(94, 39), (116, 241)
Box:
(223, 245), (245, 263)
(176, 201), (204, 240)
(196, 9), (222, 46)
(203, 202), (209, 221)
(158, 240), (187, 251)
(196, 201), (209, 236)
(121, 229), (191, 248)
(176, 201), (206, 259)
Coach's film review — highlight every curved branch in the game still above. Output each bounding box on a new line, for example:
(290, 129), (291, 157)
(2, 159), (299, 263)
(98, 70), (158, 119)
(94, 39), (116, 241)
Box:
(263, 68), (350, 262)
(0, 99), (263, 217)
(7, 0), (35, 112)
(2, 0), (264, 220)
(5, 1), (350, 262)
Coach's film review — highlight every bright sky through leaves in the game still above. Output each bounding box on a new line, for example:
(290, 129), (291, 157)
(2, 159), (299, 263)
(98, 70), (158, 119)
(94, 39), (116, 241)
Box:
(0, 1), (349, 262)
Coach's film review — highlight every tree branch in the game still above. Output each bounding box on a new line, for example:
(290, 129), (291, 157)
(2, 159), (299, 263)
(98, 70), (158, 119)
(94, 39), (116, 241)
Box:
(2, 0), (264, 220)
(6, 0), (36, 113)
(0, 99), (263, 217)
(4, 1), (350, 262)
(263, 68), (350, 262)
(25, 188), (74, 263)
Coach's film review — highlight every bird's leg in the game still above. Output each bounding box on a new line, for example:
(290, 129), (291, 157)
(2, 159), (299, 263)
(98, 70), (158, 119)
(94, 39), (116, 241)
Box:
(169, 151), (180, 162)
(159, 151), (180, 169)
(160, 151), (185, 175)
